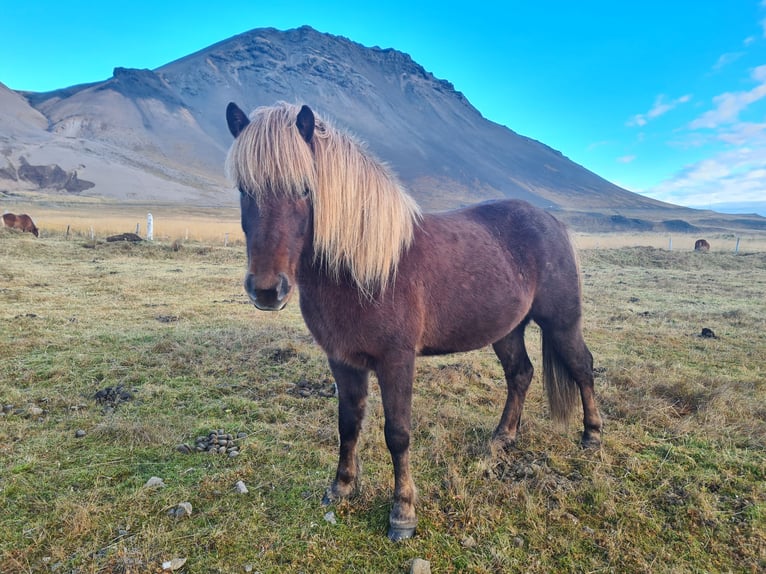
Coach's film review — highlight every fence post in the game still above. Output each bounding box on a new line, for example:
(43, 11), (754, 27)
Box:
(668, 236), (672, 251)
(224, 232), (229, 247)
(734, 237), (740, 254)
(147, 213), (153, 241)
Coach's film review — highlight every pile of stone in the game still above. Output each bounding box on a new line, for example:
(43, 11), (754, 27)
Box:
(176, 429), (246, 458)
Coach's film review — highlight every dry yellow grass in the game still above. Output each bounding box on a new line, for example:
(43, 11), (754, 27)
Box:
(1, 204), (765, 572)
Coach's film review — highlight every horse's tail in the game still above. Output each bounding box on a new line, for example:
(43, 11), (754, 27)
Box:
(541, 331), (580, 425)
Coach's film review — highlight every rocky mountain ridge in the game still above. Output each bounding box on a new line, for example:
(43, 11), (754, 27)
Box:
(2, 26), (764, 232)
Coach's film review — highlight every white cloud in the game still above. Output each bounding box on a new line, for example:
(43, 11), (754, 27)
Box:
(646, 146), (766, 207)
(716, 121), (766, 145)
(617, 155), (636, 164)
(627, 94), (692, 127)
(689, 65), (766, 129)
(713, 52), (744, 71)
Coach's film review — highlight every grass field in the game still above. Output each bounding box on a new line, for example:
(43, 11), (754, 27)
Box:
(1, 225), (764, 573)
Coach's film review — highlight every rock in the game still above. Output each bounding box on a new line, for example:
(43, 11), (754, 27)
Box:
(168, 502), (192, 519)
(700, 327), (717, 339)
(513, 536), (525, 548)
(28, 406), (44, 417)
(460, 535), (477, 548)
(175, 444), (192, 454)
(228, 450), (240, 458)
(410, 558), (431, 574)
(145, 476), (166, 488)
(323, 511), (337, 525)
(234, 480), (248, 494)
(74, 429), (87, 438)
(161, 557), (187, 571)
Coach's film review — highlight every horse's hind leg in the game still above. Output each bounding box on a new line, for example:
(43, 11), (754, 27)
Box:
(543, 321), (603, 448)
(323, 359), (369, 504)
(491, 322), (534, 452)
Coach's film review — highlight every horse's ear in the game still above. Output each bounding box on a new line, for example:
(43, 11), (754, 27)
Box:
(296, 105), (315, 143)
(226, 102), (250, 138)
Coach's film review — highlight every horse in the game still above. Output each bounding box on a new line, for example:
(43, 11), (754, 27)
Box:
(225, 101), (602, 541)
(694, 238), (710, 252)
(2, 213), (39, 237)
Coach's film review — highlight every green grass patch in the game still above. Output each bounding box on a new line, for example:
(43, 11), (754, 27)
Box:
(1, 235), (764, 572)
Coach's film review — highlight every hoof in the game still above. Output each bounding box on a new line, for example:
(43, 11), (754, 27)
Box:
(387, 525), (416, 541)
(490, 434), (517, 456)
(580, 432), (602, 450)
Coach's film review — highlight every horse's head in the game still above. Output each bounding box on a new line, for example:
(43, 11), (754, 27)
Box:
(226, 102), (316, 311)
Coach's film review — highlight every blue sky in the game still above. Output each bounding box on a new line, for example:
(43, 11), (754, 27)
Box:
(2, 1), (765, 214)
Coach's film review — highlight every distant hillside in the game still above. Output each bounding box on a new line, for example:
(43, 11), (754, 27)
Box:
(2, 26), (765, 232)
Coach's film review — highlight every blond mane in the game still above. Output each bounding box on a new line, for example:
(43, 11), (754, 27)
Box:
(226, 102), (422, 295)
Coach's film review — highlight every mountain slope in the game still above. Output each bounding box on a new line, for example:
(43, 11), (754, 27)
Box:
(3, 26), (764, 232)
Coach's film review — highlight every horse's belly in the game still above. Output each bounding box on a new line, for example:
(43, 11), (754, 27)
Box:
(418, 289), (531, 355)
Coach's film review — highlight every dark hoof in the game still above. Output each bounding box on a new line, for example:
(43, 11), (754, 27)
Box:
(387, 525), (416, 541)
(581, 432), (602, 450)
(321, 491), (334, 506)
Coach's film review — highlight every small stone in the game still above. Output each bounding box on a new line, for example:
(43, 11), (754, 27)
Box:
(161, 557), (187, 571)
(145, 477), (166, 488)
(168, 502), (192, 519)
(218, 446), (226, 454)
(513, 536), (525, 548)
(234, 480), (248, 494)
(74, 429), (87, 438)
(323, 511), (337, 525)
(410, 558), (431, 574)
(28, 406), (44, 416)
(3, 404), (13, 413)
(175, 444), (192, 454)
(460, 535), (477, 548)
(237, 432), (247, 439)
(228, 450), (240, 458)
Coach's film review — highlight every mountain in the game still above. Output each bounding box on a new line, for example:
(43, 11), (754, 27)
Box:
(2, 26), (764, 232)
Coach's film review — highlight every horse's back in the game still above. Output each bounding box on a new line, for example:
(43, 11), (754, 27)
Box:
(424, 200), (582, 327)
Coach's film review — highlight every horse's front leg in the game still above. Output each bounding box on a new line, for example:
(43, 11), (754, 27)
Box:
(377, 352), (418, 541)
(323, 359), (369, 504)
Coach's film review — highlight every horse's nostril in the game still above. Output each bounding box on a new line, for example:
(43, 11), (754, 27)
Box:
(276, 273), (290, 301)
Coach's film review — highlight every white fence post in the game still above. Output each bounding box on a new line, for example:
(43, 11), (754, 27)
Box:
(147, 213), (153, 241)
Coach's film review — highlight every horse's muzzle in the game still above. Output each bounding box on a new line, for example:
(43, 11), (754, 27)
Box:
(244, 272), (291, 311)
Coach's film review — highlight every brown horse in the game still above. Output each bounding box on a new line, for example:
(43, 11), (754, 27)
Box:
(694, 238), (710, 252)
(225, 101), (602, 540)
(2, 213), (39, 237)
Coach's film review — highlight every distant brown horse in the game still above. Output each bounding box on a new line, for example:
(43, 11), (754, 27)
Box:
(694, 238), (710, 252)
(2, 213), (39, 237)
(225, 101), (602, 540)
